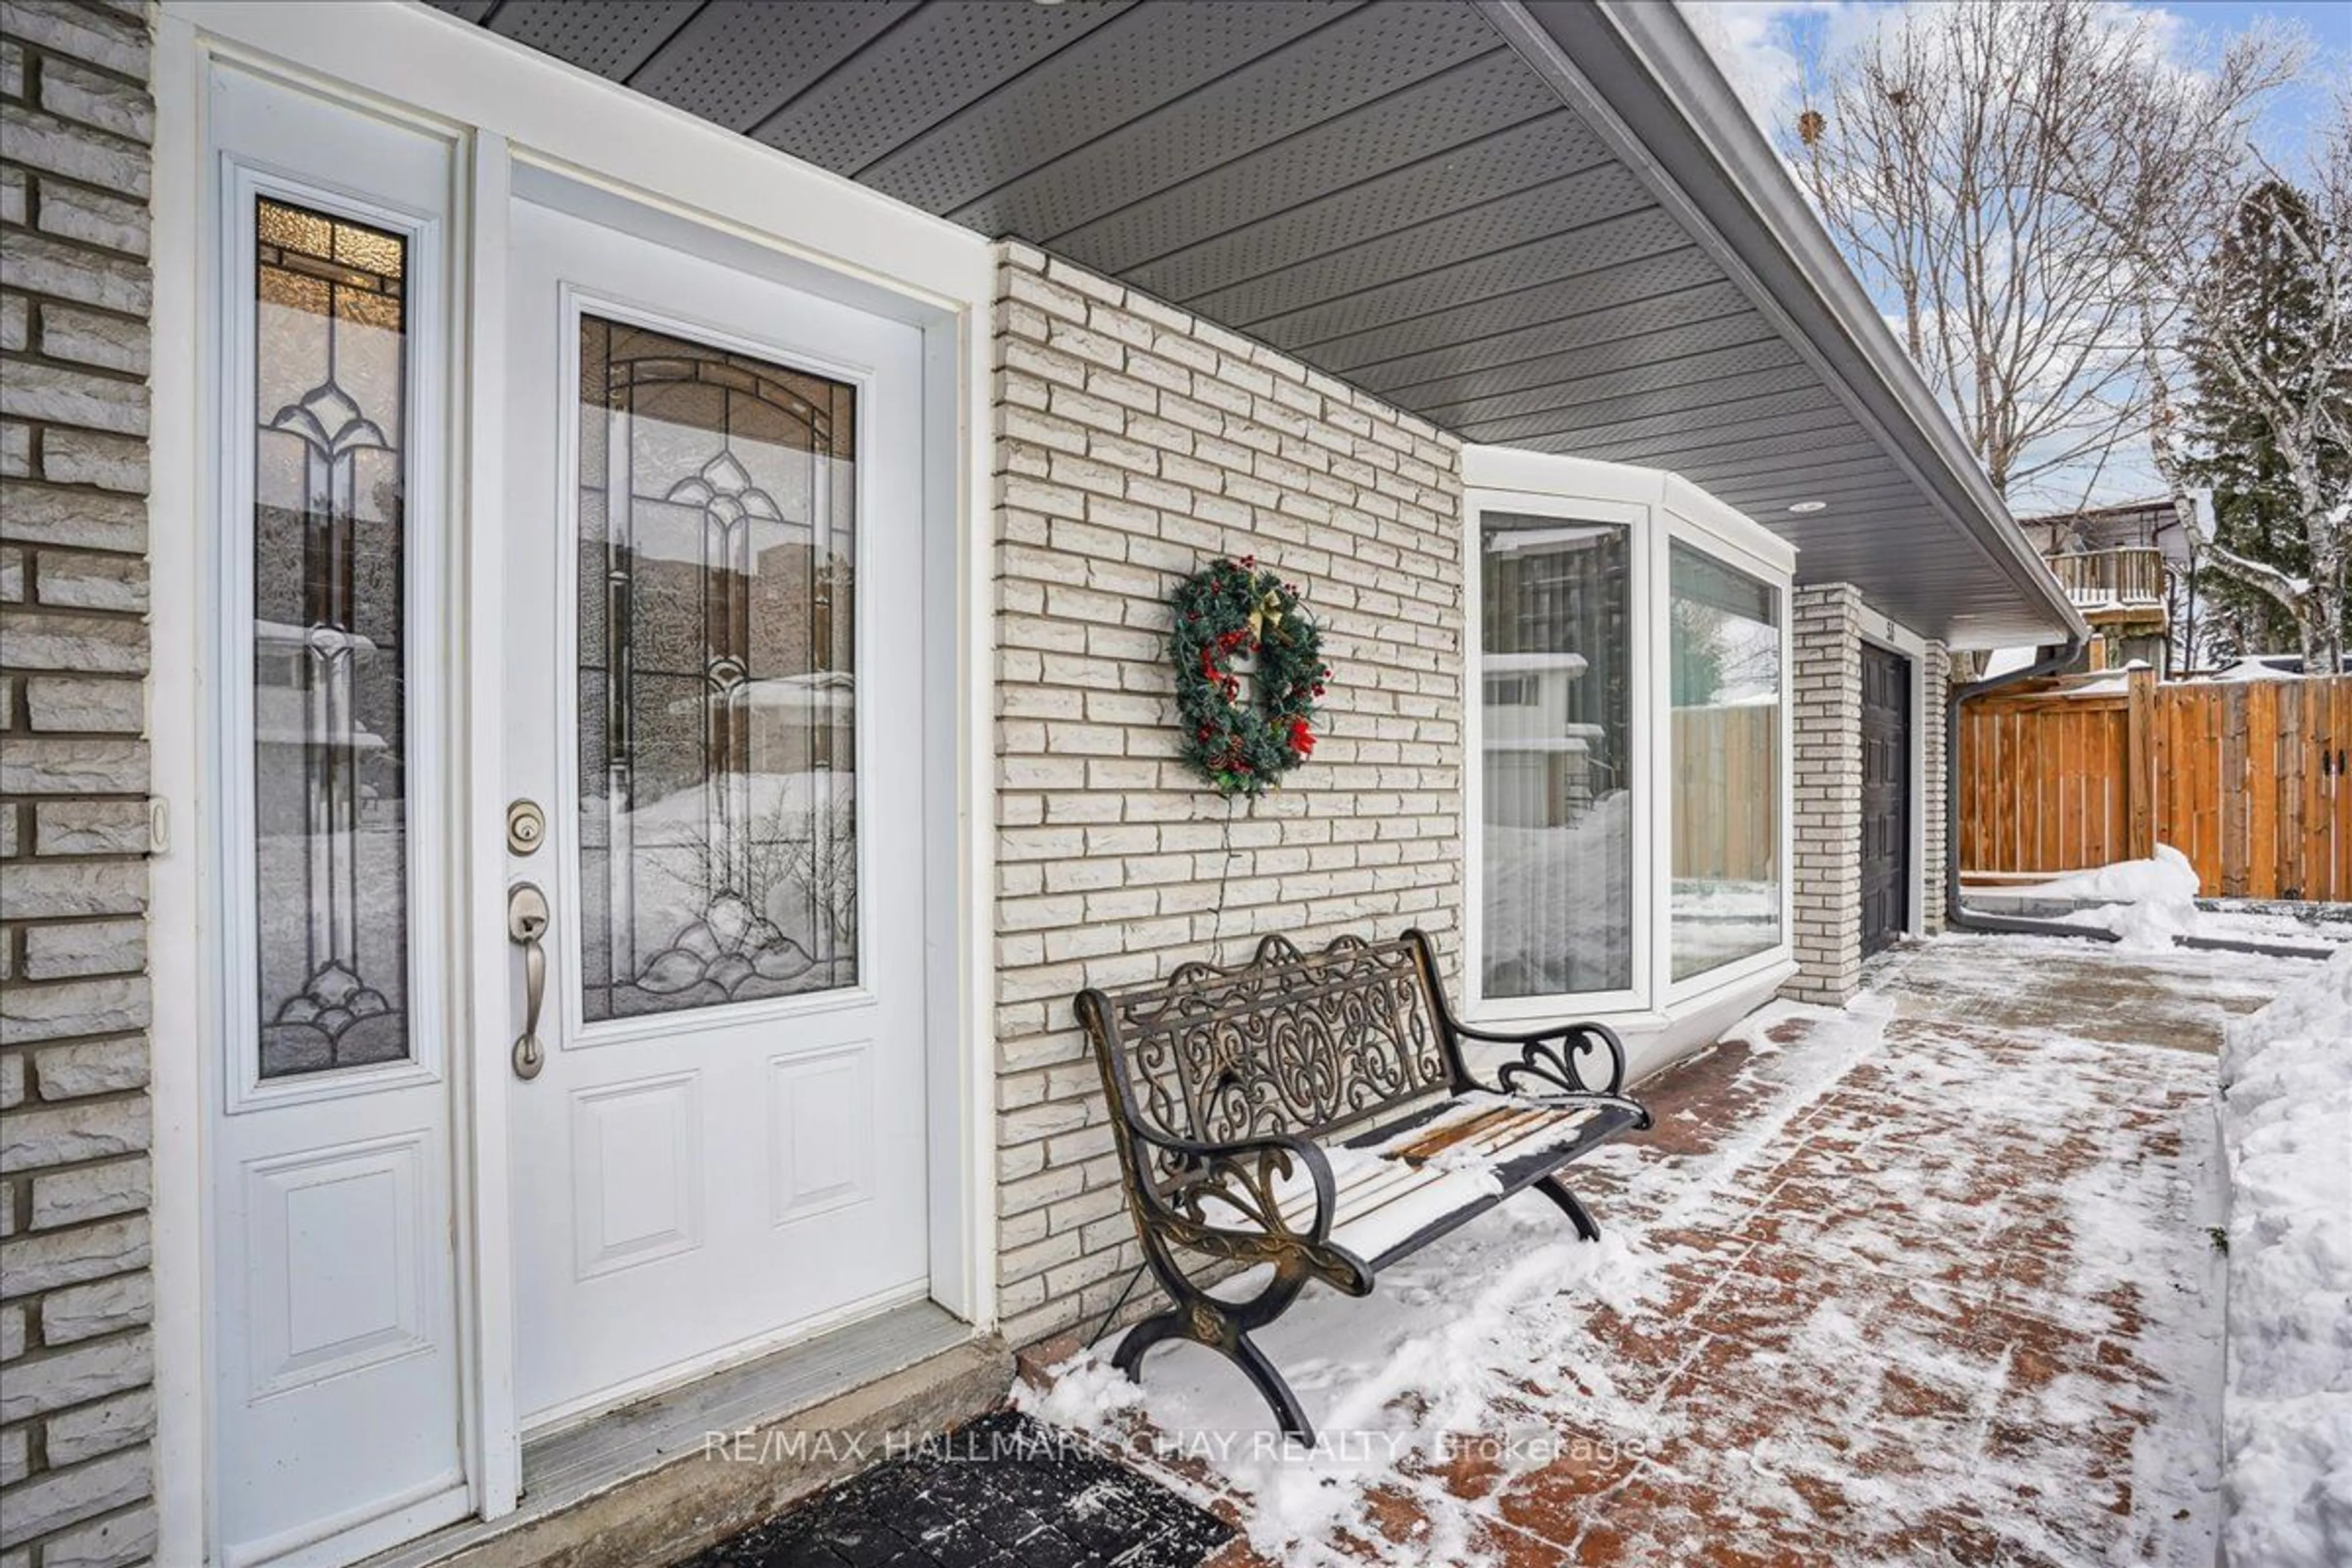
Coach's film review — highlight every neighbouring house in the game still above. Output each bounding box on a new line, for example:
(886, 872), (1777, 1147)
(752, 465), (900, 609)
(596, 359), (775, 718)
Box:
(0, 4), (2087, 1566)
(2020, 497), (2196, 675)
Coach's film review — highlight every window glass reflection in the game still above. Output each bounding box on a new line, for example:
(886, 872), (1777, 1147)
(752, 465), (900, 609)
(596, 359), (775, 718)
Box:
(1481, 514), (1633, 997)
(1670, 543), (1782, 980)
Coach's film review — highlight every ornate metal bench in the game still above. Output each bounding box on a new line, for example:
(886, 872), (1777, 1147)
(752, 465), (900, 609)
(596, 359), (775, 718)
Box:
(1074, 930), (1651, 1439)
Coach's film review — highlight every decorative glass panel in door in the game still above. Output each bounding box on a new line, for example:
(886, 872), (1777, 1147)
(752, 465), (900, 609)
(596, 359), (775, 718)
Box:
(576, 315), (859, 1021)
(253, 197), (411, 1077)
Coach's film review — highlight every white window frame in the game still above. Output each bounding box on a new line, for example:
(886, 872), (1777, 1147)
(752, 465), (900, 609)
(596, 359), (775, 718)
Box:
(1461, 447), (1796, 1026)
(1658, 499), (1798, 1009)
(1464, 483), (1651, 1019)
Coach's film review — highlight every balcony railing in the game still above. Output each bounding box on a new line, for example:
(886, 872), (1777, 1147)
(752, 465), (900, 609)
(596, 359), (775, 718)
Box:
(2043, 547), (2167, 608)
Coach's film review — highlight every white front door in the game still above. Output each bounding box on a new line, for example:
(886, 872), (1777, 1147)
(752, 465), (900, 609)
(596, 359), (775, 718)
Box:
(500, 194), (933, 1429)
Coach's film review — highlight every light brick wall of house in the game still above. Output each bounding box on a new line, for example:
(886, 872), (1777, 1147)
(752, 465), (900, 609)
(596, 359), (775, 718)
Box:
(1784, 584), (1866, 1004)
(989, 242), (1466, 1349)
(0, 2), (159, 1565)
(1921, 639), (1951, 936)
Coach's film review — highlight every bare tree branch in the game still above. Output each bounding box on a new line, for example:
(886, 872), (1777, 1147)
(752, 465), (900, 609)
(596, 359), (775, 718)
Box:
(1789, 1), (2302, 506)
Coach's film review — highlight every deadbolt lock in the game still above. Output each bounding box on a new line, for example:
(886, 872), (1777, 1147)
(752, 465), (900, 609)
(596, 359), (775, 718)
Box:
(506, 799), (547, 856)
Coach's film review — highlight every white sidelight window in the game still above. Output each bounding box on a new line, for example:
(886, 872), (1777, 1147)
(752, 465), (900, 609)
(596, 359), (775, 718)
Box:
(1479, 513), (1635, 999)
(1466, 448), (1794, 1024)
(203, 62), (472, 1567)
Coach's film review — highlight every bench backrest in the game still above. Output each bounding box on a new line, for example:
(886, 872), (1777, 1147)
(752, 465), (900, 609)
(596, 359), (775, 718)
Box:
(1077, 932), (1460, 1172)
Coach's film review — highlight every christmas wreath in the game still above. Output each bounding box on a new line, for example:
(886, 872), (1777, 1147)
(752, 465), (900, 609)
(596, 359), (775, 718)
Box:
(1169, 556), (1327, 797)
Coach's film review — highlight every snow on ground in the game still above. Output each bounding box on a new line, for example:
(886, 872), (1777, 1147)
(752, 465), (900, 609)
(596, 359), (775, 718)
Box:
(1970, 845), (2346, 952)
(2035, 845), (2204, 948)
(2016, 843), (2202, 907)
(2218, 947), (2352, 1568)
(1023, 936), (2263, 1566)
(2196, 903), (2352, 949)
(1023, 1216), (1662, 1567)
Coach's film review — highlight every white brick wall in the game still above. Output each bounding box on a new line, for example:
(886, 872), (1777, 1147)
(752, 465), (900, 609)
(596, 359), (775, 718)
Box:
(0, 2), (157, 1563)
(990, 243), (1466, 1347)
(1785, 585), (1865, 1003)
(1921, 639), (1952, 936)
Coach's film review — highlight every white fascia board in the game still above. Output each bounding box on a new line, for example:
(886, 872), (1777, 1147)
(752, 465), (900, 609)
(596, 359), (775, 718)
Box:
(1463, 443), (1667, 509)
(1660, 472), (1796, 577)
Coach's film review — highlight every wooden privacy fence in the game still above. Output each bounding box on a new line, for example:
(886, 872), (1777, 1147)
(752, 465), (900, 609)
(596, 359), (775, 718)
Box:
(1960, 669), (2352, 901)
(1672, 702), (1776, 880)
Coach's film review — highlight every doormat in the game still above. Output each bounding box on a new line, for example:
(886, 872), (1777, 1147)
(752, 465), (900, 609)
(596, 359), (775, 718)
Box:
(684, 1410), (1234, 1568)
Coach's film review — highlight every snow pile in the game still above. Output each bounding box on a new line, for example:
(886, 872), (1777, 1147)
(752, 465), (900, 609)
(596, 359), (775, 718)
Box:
(2218, 947), (2352, 1568)
(2016, 843), (2201, 905)
(2041, 844), (2204, 948)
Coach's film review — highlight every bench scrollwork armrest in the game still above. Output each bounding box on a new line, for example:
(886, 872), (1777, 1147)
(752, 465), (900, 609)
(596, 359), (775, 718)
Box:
(1450, 1019), (1653, 1128)
(1124, 1123), (1374, 1297)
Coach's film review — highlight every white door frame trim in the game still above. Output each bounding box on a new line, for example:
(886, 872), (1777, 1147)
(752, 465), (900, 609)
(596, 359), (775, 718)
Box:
(148, 14), (206, 1562)
(148, 6), (1000, 1559)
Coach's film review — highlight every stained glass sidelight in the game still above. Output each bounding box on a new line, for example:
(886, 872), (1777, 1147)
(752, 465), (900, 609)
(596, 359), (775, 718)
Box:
(576, 315), (859, 1021)
(253, 197), (412, 1078)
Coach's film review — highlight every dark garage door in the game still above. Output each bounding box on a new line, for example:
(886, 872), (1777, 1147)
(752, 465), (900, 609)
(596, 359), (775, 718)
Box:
(1860, 644), (1910, 956)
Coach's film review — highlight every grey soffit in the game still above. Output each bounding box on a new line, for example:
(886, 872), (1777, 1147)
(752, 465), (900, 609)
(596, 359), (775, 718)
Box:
(437, 0), (2081, 647)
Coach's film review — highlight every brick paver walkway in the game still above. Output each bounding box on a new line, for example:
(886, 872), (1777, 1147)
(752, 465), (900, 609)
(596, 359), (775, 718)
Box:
(1033, 935), (2320, 1568)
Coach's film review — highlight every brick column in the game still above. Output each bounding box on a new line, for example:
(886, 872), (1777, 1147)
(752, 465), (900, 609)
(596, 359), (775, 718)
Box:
(1921, 639), (1952, 936)
(1784, 585), (1864, 1004)
(0, 3), (159, 1565)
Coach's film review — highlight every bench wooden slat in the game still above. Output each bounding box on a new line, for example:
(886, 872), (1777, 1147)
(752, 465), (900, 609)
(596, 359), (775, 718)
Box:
(1232, 1101), (1615, 1262)
(1348, 1102), (1643, 1272)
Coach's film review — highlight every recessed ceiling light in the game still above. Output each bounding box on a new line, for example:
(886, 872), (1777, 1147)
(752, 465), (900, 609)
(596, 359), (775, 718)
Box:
(1787, 500), (1827, 514)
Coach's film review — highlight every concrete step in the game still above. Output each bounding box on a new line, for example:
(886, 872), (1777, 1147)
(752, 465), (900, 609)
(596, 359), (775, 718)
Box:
(363, 1315), (1011, 1568)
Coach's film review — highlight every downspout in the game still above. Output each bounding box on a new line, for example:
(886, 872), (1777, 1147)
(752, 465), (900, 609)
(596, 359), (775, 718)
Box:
(1942, 635), (2120, 942)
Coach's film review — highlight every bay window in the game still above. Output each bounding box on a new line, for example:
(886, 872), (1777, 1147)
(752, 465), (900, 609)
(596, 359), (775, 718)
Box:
(1467, 450), (1793, 1022)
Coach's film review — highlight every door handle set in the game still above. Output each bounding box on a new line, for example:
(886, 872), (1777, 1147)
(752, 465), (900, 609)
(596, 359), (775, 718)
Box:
(508, 881), (549, 1082)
